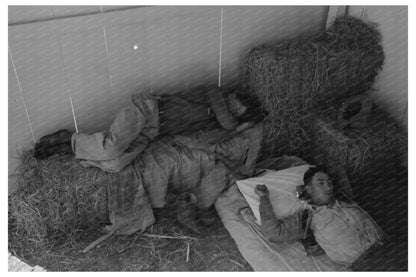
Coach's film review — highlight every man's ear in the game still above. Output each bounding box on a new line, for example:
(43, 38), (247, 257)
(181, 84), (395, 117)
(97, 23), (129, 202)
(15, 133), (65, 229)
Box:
(305, 184), (312, 194)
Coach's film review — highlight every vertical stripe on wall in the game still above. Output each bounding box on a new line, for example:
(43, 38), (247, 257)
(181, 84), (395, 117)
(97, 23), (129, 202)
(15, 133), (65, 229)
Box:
(8, 47), (36, 143)
(56, 35), (79, 133)
(218, 8), (224, 87)
(100, 6), (115, 95)
(51, 7), (79, 134)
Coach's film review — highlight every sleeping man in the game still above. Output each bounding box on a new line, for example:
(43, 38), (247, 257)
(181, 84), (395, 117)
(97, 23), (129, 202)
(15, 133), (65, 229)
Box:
(34, 84), (263, 168)
(253, 166), (386, 270)
(33, 85), (265, 236)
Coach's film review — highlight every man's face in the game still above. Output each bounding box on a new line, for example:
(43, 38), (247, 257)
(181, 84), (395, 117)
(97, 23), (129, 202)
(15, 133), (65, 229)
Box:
(306, 172), (334, 206)
(227, 94), (248, 117)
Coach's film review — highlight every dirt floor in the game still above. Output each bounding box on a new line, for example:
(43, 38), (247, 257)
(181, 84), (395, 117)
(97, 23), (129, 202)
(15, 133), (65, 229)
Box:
(8, 203), (253, 271)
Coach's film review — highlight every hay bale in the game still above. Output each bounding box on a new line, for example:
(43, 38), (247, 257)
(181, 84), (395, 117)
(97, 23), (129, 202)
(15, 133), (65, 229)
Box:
(308, 106), (407, 177)
(8, 152), (109, 248)
(241, 16), (385, 157)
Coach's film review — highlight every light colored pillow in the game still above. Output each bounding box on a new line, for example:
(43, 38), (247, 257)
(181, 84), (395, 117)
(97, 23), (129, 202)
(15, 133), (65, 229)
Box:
(236, 165), (311, 224)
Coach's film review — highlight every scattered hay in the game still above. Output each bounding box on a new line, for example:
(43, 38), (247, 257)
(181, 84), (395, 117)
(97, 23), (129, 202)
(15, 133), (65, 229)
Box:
(241, 16), (386, 160)
(8, 151), (109, 249)
(9, 187), (251, 271)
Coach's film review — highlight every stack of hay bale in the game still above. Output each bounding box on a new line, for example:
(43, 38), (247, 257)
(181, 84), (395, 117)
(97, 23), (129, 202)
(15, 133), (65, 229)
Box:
(241, 16), (407, 231)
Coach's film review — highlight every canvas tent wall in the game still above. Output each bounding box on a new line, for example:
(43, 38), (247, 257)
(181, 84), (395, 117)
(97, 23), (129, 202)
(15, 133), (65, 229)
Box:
(8, 6), (407, 194)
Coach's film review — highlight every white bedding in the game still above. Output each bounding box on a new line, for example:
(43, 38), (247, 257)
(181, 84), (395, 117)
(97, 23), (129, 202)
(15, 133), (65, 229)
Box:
(236, 165), (310, 224)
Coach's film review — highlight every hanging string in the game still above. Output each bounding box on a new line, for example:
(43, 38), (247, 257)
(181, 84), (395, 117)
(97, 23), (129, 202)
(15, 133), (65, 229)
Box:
(360, 8), (368, 20)
(50, 7), (79, 133)
(142, 13), (153, 95)
(48, 11), (78, 134)
(9, 47), (37, 143)
(100, 6), (115, 94)
(56, 35), (79, 134)
(148, 42), (153, 95)
(218, 8), (224, 87)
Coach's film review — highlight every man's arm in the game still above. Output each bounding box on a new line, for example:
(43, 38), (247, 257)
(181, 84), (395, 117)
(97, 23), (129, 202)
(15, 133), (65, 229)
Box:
(206, 85), (239, 130)
(256, 185), (325, 255)
(256, 185), (304, 242)
(73, 92), (158, 161)
(240, 123), (263, 177)
(301, 216), (325, 256)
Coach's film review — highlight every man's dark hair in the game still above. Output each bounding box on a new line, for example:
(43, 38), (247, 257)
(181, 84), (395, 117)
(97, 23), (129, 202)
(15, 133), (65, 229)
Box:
(297, 165), (329, 202)
(303, 165), (328, 186)
(233, 90), (266, 124)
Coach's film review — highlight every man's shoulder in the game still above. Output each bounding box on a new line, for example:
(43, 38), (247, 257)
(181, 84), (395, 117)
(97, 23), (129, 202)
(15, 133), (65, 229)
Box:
(308, 199), (357, 214)
(336, 199), (359, 208)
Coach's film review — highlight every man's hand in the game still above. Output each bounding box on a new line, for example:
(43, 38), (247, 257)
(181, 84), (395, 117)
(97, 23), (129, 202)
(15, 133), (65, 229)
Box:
(229, 162), (250, 180)
(305, 244), (325, 256)
(236, 121), (254, 132)
(254, 184), (269, 197)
